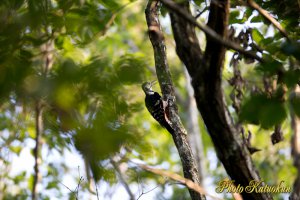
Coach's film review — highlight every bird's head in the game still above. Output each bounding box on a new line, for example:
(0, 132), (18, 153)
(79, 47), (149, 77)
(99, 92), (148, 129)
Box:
(142, 80), (156, 95)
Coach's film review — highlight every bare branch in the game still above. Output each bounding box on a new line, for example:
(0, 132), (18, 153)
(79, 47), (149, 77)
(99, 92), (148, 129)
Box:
(32, 40), (54, 200)
(58, 167), (83, 200)
(32, 102), (43, 200)
(59, 181), (74, 194)
(75, 166), (84, 199)
(136, 184), (160, 200)
(134, 162), (224, 200)
(159, 0), (263, 62)
(110, 158), (135, 200)
(246, 0), (290, 40)
(95, 182), (100, 200)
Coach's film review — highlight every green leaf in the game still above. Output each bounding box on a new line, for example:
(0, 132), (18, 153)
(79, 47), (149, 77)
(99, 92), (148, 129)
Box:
(46, 181), (58, 189)
(28, 175), (34, 191)
(240, 94), (287, 128)
(282, 69), (300, 88)
(10, 146), (22, 155)
(240, 94), (264, 125)
(251, 15), (263, 23)
(256, 60), (283, 75)
(99, 0), (120, 10)
(252, 29), (264, 43)
(258, 99), (286, 128)
(281, 41), (300, 61)
(229, 10), (242, 24)
(13, 171), (26, 184)
(193, 0), (203, 6)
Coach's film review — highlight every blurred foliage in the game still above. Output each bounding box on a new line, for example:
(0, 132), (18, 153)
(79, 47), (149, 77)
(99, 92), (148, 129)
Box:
(239, 94), (287, 128)
(0, 0), (299, 199)
(226, 0), (299, 199)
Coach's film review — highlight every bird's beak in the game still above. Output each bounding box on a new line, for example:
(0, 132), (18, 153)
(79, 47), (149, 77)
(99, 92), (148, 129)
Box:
(150, 80), (157, 86)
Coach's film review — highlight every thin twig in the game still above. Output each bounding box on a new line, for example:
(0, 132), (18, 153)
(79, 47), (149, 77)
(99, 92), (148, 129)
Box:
(75, 166), (83, 199)
(247, 0), (290, 40)
(58, 168), (84, 200)
(159, 0), (263, 62)
(32, 101), (43, 200)
(136, 185), (160, 200)
(95, 182), (100, 200)
(133, 161), (224, 200)
(59, 181), (74, 193)
(32, 39), (54, 200)
(195, 7), (209, 19)
(110, 158), (135, 200)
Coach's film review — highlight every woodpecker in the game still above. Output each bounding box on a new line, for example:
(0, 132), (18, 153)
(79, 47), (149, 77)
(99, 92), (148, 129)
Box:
(141, 81), (174, 135)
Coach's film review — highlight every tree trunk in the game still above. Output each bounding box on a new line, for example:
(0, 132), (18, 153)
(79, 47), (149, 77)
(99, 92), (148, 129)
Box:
(290, 86), (300, 200)
(145, 1), (206, 199)
(166, 0), (273, 199)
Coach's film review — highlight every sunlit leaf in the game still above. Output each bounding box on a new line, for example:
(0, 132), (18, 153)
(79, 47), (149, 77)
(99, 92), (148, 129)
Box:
(252, 29), (264, 44)
(229, 10), (242, 24)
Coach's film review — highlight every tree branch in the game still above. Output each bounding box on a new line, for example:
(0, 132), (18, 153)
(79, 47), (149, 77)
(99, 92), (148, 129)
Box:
(169, 1), (273, 199)
(159, 0), (263, 63)
(32, 102), (43, 200)
(110, 158), (135, 200)
(32, 40), (53, 200)
(134, 162), (223, 200)
(246, 0), (290, 40)
(145, 1), (206, 200)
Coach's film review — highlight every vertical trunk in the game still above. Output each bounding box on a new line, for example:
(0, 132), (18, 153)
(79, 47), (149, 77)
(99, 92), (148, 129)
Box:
(32, 40), (53, 200)
(290, 86), (300, 200)
(145, 1), (206, 199)
(166, 0), (273, 199)
(185, 69), (206, 185)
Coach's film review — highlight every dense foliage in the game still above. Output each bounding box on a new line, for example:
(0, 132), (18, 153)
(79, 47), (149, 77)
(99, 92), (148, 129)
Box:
(0, 0), (299, 199)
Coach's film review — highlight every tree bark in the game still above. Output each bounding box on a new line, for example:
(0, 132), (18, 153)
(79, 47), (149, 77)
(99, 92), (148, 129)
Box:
(167, 0), (273, 199)
(290, 86), (300, 200)
(145, 1), (206, 200)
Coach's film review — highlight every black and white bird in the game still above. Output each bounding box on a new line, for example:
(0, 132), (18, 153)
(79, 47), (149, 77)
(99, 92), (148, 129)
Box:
(141, 81), (174, 135)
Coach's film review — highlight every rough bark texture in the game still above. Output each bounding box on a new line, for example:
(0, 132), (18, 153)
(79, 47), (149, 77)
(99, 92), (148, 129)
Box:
(168, 0), (273, 199)
(160, 0), (263, 62)
(145, 1), (206, 200)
